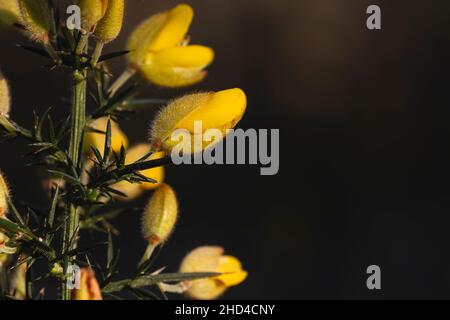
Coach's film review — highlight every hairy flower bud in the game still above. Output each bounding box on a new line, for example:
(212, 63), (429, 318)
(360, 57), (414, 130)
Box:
(180, 246), (248, 300)
(127, 4), (214, 88)
(150, 88), (247, 153)
(72, 268), (102, 300)
(142, 183), (178, 245)
(0, 170), (10, 217)
(0, 0), (21, 28)
(0, 232), (12, 267)
(94, 0), (124, 44)
(0, 70), (11, 117)
(76, 0), (108, 33)
(9, 258), (27, 299)
(18, 0), (52, 43)
(84, 117), (129, 154)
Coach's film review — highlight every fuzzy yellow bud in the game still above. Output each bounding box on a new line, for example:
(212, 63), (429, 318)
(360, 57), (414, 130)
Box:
(94, 0), (124, 44)
(180, 246), (248, 300)
(0, 0), (21, 28)
(76, 0), (108, 33)
(150, 88), (247, 153)
(18, 0), (52, 43)
(141, 183), (178, 245)
(0, 232), (12, 267)
(0, 70), (10, 117)
(0, 170), (10, 217)
(127, 4), (214, 88)
(9, 258), (27, 299)
(84, 117), (129, 154)
(72, 268), (102, 300)
(111, 145), (165, 201)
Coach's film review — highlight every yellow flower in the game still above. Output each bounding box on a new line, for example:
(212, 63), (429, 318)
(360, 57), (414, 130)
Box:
(0, 70), (10, 117)
(76, 0), (108, 33)
(18, 0), (52, 43)
(141, 183), (178, 245)
(72, 268), (102, 300)
(150, 88), (247, 153)
(127, 4), (214, 88)
(0, 0), (21, 28)
(84, 117), (129, 154)
(0, 232), (12, 267)
(110, 144), (165, 201)
(0, 170), (10, 217)
(9, 257), (27, 299)
(180, 246), (247, 300)
(94, 0), (124, 43)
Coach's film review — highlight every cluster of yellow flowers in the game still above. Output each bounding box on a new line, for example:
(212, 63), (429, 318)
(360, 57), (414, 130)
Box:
(0, 1), (248, 300)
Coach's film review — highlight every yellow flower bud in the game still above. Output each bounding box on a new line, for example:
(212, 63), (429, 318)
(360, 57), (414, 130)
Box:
(150, 88), (247, 153)
(18, 0), (52, 43)
(0, 232), (11, 267)
(180, 246), (248, 300)
(94, 0), (124, 44)
(0, 0), (21, 28)
(9, 258), (27, 299)
(127, 4), (214, 88)
(0, 70), (11, 117)
(141, 183), (178, 245)
(84, 117), (129, 154)
(76, 0), (108, 33)
(0, 170), (10, 217)
(110, 145), (165, 201)
(72, 268), (102, 300)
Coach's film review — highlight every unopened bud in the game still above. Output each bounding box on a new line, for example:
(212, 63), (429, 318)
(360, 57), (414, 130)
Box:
(76, 0), (108, 33)
(18, 0), (52, 43)
(0, 0), (21, 28)
(0, 170), (10, 217)
(142, 183), (178, 245)
(0, 70), (10, 117)
(94, 0), (124, 44)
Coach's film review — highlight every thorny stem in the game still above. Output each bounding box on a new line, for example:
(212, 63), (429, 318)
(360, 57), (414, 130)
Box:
(108, 67), (137, 97)
(61, 64), (88, 300)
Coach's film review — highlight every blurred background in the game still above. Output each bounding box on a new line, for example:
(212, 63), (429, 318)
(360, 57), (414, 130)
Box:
(2, 0), (450, 299)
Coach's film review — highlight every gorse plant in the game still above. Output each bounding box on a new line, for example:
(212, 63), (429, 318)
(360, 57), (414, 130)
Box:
(0, 1), (248, 300)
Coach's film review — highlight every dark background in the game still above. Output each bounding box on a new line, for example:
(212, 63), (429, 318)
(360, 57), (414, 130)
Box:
(1, 0), (450, 299)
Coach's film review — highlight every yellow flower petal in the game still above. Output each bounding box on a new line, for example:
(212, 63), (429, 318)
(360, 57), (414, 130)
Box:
(139, 63), (208, 88)
(84, 117), (129, 154)
(179, 246), (247, 300)
(72, 268), (102, 300)
(215, 256), (248, 287)
(149, 4), (193, 52)
(146, 45), (214, 69)
(150, 89), (247, 152)
(178, 88), (247, 133)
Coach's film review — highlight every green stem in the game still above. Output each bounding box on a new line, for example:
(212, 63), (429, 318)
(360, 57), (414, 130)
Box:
(91, 42), (104, 68)
(138, 243), (156, 269)
(108, 68), (137, 97)
(75, 33), (89, 56)
(61, 69), (87, 300)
